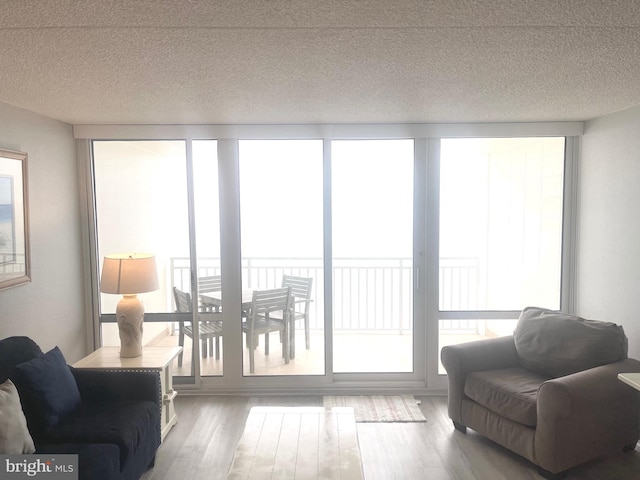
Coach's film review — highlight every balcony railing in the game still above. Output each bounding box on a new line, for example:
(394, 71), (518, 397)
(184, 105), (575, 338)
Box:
(170, 256), (480, 335)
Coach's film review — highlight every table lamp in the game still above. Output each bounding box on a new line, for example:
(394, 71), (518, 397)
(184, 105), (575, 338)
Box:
(100, 253), (159, 357)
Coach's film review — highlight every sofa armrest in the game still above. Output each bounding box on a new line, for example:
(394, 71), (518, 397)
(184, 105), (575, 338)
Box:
(535, 358), (640, 473)
(441, 336), (520, 424)
(71, 368), (161, 406)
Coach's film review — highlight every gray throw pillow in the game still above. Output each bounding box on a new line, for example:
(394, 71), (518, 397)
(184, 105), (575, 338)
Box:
(514, 306), (628, 377)
(0, 379), (35, 454)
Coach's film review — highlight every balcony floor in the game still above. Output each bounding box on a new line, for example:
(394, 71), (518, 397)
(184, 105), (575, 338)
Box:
(150, 329), (491, 376)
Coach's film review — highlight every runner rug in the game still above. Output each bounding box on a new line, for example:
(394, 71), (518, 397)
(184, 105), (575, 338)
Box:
(322, 395), (427, 423)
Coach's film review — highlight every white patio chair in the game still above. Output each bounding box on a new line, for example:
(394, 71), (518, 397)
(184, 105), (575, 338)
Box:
(242, 287), (292, 374)
(173, 287), (223, 367)
(270, 275), (313, 358)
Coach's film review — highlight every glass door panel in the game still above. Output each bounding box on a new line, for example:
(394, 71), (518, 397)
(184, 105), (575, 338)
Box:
(331, 140), (414, 373)
(238, 140), (325, 376)
(192, 140), (223, 376)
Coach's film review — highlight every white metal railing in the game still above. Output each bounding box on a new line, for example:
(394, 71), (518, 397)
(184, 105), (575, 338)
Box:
(439, 257), (480, 310)
(438, 257), (481, 333)
(170, 256), (480, 334)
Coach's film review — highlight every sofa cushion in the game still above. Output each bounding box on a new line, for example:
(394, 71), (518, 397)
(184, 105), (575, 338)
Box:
(11, 347), (81, 431)
(0, 379), (35, 454)
(513, 306), (628, 377)
(464, 367), (549, 427)
(42, 400), (160, 468)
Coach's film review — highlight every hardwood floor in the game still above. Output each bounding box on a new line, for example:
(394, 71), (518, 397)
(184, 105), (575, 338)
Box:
(141, 395), (640, 480)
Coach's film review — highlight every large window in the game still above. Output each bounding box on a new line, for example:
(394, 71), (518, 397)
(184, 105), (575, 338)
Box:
(94, 140), (190, 323)
(438, 137), (566, 371)
(83, 126), (575, 392)
(94, 140), (224, 380)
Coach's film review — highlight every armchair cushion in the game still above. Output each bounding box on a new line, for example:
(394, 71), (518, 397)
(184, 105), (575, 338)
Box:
(514, 307), (628, 377)
(12, 347), (81, 431)
(464, 367), (549, 427)
(0, 379), (35, 454)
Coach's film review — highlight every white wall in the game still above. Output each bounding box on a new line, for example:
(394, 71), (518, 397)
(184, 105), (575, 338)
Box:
(579, 104), (640, 358)
(0, 102), (87, 362)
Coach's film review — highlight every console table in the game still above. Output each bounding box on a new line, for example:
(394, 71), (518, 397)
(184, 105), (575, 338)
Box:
(73, 346), (182, 441)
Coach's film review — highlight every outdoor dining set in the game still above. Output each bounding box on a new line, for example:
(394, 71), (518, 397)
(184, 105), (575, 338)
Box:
(172, 275), (313, 373)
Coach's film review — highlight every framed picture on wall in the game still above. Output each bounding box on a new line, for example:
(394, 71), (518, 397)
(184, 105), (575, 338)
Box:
(0, 149), (30, 290)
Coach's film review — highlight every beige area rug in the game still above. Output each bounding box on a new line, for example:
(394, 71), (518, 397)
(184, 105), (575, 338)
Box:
(323, 395), (427, 423)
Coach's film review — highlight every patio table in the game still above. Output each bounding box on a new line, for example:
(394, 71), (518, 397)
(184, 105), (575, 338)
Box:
(200, 289), (253, 312)
(199, 289), (302, 359)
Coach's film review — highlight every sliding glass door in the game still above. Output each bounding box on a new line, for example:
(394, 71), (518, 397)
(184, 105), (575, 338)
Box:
(331, 140), (415, 373)
(238, 140), (325, 376)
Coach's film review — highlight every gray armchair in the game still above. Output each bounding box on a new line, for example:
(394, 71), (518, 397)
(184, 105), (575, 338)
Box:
(441, 307), (640, 479)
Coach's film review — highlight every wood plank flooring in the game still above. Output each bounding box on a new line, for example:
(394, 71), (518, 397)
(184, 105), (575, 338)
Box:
(141, 395), (640, 480)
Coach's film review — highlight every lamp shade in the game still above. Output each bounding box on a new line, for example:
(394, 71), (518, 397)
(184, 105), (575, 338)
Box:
(100, 253), (159, 295)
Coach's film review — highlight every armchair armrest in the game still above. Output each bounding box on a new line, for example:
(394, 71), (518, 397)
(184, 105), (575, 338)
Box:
(71, 368), (161, 406)
(441, 336), (519, 423)
(535, 358), (640, 473)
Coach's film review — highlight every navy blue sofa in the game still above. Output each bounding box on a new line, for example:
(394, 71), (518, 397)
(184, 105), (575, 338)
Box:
(0, 336), (161, 480)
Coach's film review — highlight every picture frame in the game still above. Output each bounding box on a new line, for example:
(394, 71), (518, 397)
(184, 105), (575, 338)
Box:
(0, 149), (30, 290)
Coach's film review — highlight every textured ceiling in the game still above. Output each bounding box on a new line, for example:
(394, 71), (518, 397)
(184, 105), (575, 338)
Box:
(1, 0), (640, 125)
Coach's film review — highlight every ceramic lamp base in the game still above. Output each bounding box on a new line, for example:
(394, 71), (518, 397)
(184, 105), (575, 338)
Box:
(116, 294), (144, 357)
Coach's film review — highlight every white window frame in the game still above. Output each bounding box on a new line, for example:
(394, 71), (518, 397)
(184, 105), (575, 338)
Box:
(75, 122), (582, 395)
